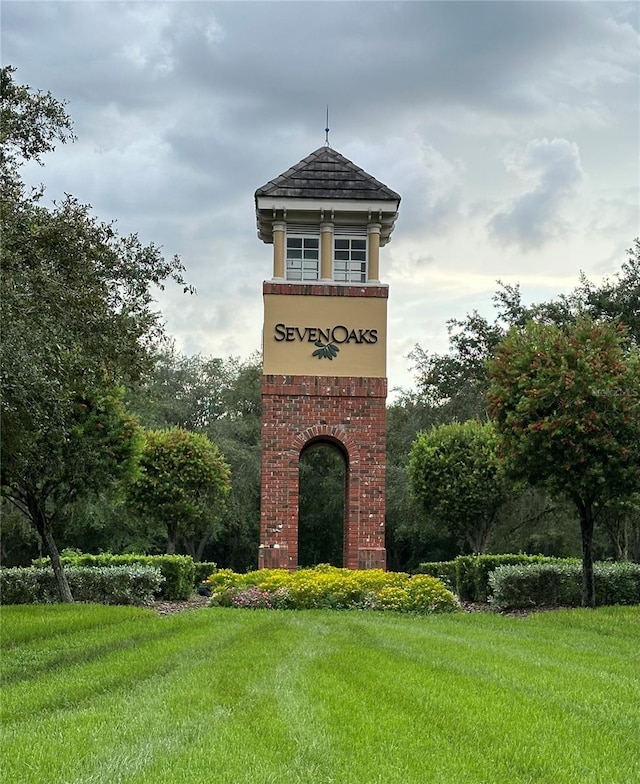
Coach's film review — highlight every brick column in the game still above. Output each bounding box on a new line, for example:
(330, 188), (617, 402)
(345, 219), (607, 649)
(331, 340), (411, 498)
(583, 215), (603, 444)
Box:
(259, 375), (387, 571)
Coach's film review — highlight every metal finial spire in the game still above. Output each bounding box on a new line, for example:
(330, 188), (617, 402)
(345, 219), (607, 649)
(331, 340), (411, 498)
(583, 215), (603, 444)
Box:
(324, 105), (330, 146)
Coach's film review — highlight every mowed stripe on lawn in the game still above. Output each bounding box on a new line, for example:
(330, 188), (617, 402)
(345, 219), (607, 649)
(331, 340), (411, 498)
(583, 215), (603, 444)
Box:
(1, 605), (638, 784)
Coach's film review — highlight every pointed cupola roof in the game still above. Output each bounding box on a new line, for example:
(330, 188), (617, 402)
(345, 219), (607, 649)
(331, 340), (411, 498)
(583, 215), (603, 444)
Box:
(255, 146), (401, 245)
(255, 146), (401, 201)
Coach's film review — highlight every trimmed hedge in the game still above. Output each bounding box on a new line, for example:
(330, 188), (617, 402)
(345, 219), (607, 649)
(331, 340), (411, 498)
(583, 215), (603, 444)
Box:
(489, 561), (640, 610)
(415, 560), (457, 592)
(33, 554), (194, 600)
(0, 565), (164, 605)
(205, 565), (459, 614)
(417, 554), (576, 602)
(193, 561), (217, 586)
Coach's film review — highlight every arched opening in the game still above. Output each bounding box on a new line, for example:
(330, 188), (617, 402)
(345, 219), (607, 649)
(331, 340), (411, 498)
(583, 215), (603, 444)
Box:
(298, 439), (347, 567)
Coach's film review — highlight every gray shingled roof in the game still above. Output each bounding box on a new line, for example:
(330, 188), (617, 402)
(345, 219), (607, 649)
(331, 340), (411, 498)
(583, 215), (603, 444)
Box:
(255, 146), (401, 202)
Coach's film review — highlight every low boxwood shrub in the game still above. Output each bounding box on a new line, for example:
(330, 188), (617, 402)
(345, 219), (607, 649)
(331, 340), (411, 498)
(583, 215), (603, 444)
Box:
(193, 562), (217, 586)
(151, 555), (194, 599)
(33, 554), (194, 600)
(595, 562), (640, 606)
(205, 565), (459, 614)
(414, 560), (457, 592)
(0, 565), (164, 606)
(417, 554), (574, 601)
(456, 554), (573, 602)
(488, 561), (640, 610)
(0, 567), (55, 604)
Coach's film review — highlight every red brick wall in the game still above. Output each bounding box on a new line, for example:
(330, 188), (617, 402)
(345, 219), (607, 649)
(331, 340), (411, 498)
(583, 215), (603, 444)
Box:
(263, 282), (388, 299)
(259, 374), (386, 571)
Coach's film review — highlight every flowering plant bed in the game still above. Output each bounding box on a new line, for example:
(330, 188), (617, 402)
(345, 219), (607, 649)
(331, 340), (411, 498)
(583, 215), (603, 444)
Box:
(204, 564), (459, 613)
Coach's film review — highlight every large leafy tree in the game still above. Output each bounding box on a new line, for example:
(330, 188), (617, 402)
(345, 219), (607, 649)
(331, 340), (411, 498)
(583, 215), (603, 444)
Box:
(408, 421), (512, 554)
(128, 428), (231, 557)
(385, 394), (457, 570)
(126, 347), (231, 431)
(127, 350), (262, 569)
(408, 312), (504, 423)
(409, 240), (640, 420)
(0, 65), (74, 195)
(404, 248), (640, 564)
(487, 318), (640, 606)
(524, 240), (640, 347)
(206, 358), (262, 570)
(1, 389), (143, 600)
(1, 66), (191, 599)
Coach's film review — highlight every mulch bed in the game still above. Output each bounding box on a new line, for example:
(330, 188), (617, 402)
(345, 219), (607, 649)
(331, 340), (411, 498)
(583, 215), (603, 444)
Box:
(460, 601), (537, 617)
(150, 597), (541, 617)
(151, 595), (211, 616)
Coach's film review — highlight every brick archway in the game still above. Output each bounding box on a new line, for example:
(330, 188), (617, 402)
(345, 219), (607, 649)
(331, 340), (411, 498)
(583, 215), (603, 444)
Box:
(298, 434), (348, 567)
(259, 375), (386, 570)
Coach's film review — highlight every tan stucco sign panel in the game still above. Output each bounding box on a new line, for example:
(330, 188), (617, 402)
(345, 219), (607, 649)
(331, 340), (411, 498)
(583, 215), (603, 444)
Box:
(263, 294), (387, 377)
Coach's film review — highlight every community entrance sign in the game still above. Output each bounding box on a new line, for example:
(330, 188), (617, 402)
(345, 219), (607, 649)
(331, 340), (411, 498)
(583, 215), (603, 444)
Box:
(255, 146), (400, 570)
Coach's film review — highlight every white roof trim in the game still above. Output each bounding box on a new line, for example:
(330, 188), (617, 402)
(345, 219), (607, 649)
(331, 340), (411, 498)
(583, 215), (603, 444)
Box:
(256, 197), (399, 214)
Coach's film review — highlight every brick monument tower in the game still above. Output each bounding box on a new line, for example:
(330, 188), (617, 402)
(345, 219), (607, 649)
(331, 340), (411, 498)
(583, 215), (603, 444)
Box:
(255, 146), (400, 570)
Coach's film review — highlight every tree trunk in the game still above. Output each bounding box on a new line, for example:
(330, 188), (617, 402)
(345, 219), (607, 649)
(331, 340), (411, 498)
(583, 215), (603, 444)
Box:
(605, 512), (628, 561)
(195, 531), (212, 562)
(618, 517), (630, 562)
(617, 520), (629, 562)
(165, 519), (177, 555)
(177, 529), (214, 561)
(577, 499), (596, 608)
(468, 512), (494, 555)
(30, 499), (73, 603)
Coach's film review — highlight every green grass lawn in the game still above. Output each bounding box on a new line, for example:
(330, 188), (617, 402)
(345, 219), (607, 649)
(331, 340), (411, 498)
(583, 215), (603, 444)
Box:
(1, 604), (638, 784)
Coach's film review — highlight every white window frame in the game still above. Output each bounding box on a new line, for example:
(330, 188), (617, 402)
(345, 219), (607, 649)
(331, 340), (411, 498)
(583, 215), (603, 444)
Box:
(333, 236), (368, 283)
(285, 235), (319, 281)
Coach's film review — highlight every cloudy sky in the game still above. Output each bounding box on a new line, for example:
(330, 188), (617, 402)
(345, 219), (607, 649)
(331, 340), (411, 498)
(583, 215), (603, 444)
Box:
(3, 0), (639, 396)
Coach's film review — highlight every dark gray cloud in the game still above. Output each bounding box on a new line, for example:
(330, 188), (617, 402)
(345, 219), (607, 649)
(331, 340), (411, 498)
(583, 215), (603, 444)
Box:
(2, 0), (638, 391)
(489, 137), (585, 248)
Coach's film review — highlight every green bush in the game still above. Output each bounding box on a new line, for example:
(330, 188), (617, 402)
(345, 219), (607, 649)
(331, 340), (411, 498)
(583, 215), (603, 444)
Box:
(414, 560), (457, 592)
(489, 561), (640, 610)
(417, 554), (573, 602)
(193, 562), (217, 586)
(205, 565), (459, 614)
(152, 555), (194, 599)
(33, 554), (194, 600)
(405, 574), (459, 612)
(458, 554), (570, 602)
(207, 568), (244, 591)
(0, 565), (164, 605)
(595, 562), (640, 606)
